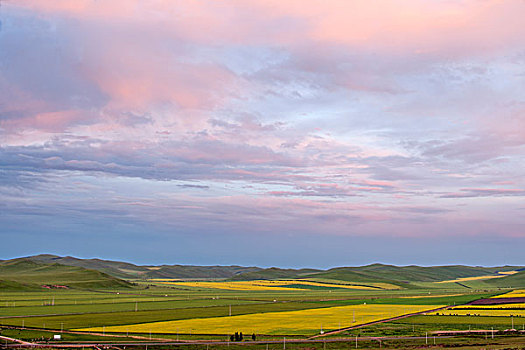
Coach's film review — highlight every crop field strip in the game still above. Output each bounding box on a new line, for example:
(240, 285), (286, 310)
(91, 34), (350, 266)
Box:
(443, 298), (525, 317)
(384, 314), (525, 328)
(491, 289), (525, 298)
(0, 278), (499, 334)
(335, 292), (525, 339)
(139, 286), (496, 303)
(0, 290), (459, 307)
(0, 299), (379, 329)
(453, 303), (525, 309)
(440, 308), (525, 317)
(302, 278), (402, 290)
(334, 317), (525, 340)
(0, 289), (464, 306)
(158, 279), (392, 291)
(0, 286), (409, 301)
(78, 303), (445, 335)
(435, 271), (519, 284)
(0, 296), (206, 307)
(141, 278), (475, 292)
(0, 291), (198, 303)
(0, 298), (260, 317)
(0, 291), (493, 321)
(0, 292), (484, 333)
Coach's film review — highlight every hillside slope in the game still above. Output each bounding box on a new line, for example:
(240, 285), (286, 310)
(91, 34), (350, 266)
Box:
(300, 264), (523, 288)
(0, 258), (132, 289)
(487, 270), (525, 288)
(27, 254), (151, 279)
(27, 254), (263, 279)
(0, 279), (36, 291)
(15, 255), (525, 288)
(229, 267), (321, 281)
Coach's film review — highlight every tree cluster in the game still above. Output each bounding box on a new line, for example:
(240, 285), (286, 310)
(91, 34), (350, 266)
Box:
(229, 332), (256, 342)
(230, 332), (243, 342)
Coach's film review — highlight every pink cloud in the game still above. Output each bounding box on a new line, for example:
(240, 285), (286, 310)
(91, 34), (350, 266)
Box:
(6, 0), (524, 137)
(84, 56), (237, 110)
(1, 109), (94, 133)
(14, 0), (525, 55)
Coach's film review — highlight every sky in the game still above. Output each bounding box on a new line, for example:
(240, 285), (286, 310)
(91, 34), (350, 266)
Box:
(1, 0), (524, 268)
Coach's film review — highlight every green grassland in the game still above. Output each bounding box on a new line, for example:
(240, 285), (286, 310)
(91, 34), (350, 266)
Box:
(1, 255), (524, 348)
(299, 264), (519, 288)
(27, 254), (266, 279)
(0, 259), (131, 289)
(0, 290), (495, 323)
(0, 297), (259, 317)
(489, 270), (525, 288)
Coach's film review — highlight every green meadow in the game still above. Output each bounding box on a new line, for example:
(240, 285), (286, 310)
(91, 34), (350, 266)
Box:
(0, 256), (524, 349)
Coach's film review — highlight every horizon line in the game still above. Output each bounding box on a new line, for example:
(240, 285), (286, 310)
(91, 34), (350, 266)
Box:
(3, 253), (522, 271)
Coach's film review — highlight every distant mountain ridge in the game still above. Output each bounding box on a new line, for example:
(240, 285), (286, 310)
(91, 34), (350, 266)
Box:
(303, 264), (512, 282)
(15, 254), (523, 289)
(26, 254), (265, 280)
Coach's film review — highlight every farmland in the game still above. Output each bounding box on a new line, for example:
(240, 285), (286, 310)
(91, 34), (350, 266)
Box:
(157, 279), (391, 291)
(79, 303), (444, 335)
(441, 308), (525, 317)
(492, 289), (525, 298)
(1, 256), (525, 349)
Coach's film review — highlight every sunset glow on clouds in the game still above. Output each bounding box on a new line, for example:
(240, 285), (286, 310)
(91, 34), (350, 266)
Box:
(1, 0), (524, 266)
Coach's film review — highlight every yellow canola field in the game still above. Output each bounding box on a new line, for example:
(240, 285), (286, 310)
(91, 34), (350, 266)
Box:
(252, 280), (379, 290)
(302, 278), (401, 290)
(441, 309), (525, 317)
(492, 289), (525, 298)
(437, 275), (505, 284)
(437, 271), (519, 284)
(160, 281), (293, 291)
(159, 280), (378, 291)
(79, 304), (443, 335)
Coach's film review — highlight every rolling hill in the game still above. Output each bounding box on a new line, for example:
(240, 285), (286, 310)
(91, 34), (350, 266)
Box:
(487, 270), (525, 288)
(3, 255), (523, 289)
(299, 264), (523, 288)
(303, 264), (517, 282)
(27, 254), (262, 279)
(0, 258), (132, 289)
(228, 267), (321, 281)
(26, 254), (155, 279)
